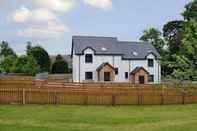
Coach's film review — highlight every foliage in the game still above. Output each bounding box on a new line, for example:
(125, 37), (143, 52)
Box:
(163, 20), (185, 54)
(51, 55), (68, 74)
(140, 28), (166, 55)
(140, 0), (197, 81)
(26, 43), (51, 73)
(55, 54), (63, 61)
(0, 41), (16, 57)
(0, 55), (40, 75)
(0, 55), (16, 73)
(12, 55), (40, 76)
(182, 0), (197, 21)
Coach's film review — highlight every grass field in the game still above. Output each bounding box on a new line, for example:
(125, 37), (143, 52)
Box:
(0, 105), (197, 131)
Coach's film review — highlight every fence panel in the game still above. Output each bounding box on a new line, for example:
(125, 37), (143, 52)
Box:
(0, 88), (22, 104)
(0, 81), (197, 105)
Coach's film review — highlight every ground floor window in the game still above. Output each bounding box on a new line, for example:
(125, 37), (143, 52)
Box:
(148, 75), (154, 82)
(85, 72), (93, 80)
(125, 72), (128, 79)
(115, 68), (118, 75)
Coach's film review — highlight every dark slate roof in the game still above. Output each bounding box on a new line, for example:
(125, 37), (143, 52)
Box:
(72, 36), (160, 59)
(130, 67), (149, 75)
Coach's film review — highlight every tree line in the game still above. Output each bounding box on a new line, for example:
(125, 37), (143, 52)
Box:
(0, 41), (70, 76)
(140, 0), (197, 81)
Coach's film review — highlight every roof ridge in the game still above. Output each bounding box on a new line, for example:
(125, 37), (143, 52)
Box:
(73, 35), (117, 39)
(118, 41), (150, 45)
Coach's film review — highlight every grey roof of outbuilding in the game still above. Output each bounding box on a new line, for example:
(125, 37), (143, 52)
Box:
(72, 36), (160, 59)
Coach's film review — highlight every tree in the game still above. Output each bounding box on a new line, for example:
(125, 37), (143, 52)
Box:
(13, 55), (40, 76)
(178, 20), (197, 80)
(140, 28), (166, 55)
(181, 20), (197, 63)
(51, 55), (68, 74)
(162, 20), (197, 80)
(182, 0), (197, 21)
(55, 54), (63, 61)
(163, 20), (185, 54)
(26, 44), (51, 72)
(0, 55), (16, 73)
(0, 41), (16, 57)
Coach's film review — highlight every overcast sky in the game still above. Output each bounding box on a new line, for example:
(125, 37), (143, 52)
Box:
(0, 0), (189, 55)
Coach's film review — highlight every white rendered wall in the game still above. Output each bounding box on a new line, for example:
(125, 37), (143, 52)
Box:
(72, 48), (161, 83)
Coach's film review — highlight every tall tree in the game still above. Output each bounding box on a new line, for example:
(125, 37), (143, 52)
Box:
(163, 20), (185, 54)
(0, 41), (16, 57)
(55, 54), (63, 61)
(140, 28), (165, 55)
(182, 0), (197, 21)
(51, 55), (68, 74)
(180, 20), (197, 80)
(26, 44), (51, 72)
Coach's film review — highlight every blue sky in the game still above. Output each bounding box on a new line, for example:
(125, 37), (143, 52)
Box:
(0, 0), (189, 55)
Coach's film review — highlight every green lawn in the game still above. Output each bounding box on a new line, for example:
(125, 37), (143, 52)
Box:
(0, 105), (197, 131)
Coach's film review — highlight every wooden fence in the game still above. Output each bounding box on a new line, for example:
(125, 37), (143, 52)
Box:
(0, 80), (197, 105)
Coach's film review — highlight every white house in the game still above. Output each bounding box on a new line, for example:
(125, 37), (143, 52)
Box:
(71, 36), (161, 84)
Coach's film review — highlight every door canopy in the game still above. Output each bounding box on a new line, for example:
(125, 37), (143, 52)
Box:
(96, 63), (115, 82)
(130, 67), (149, 84)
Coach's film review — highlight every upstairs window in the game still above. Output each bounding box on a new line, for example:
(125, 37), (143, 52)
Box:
(148, 59), (154, 67)
(85, 54), (93, 63)
(85, 72), (93, 80)
(148, 75), (154, 82)
(115, 68), (118, 75)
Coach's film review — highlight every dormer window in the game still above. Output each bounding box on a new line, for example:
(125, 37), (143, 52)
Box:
(85, 54), (93, 63)
(148, 59), (154, 67)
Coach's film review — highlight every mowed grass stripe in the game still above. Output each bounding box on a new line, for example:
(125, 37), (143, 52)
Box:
(0, 105), (197, 131)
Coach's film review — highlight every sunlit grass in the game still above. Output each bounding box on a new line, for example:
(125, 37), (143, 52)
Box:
(0, 104), (197, 131)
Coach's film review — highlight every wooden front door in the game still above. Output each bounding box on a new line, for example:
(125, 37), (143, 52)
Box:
(139, 76), (145, 84)
(104, 72), (110, 81)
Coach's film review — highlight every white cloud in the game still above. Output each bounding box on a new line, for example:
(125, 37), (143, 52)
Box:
(83, 0), (112, 10)
(8, 7), (30, 23)
(9, 7), (69, 39)
(33, 0), (76, 13)
(9, 7), (58, 23)
(7, 0), (113, 40)
(18, 21), (69, 39)
(30, 8), (58, 22)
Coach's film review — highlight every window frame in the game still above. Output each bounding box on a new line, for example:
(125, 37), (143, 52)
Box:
(148, 59), (154, 67)
(125, 72), (128, 79)
(115, 68), (118, 75)
(85, 54), (93, 63)
(85, 72), (93, 80)
(148, 75), (154, 82)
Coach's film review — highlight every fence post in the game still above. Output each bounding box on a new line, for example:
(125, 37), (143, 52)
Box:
(182, 90), (185, 105)
(22, 89), (26, 105)
(161, 87), (164, 105)
(54, 90), (58, 105)
(112, 94), (116, 106)
(84, 89), (88, 105)
(112, 88), (116, 106)
(137, 87), (142, 105)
